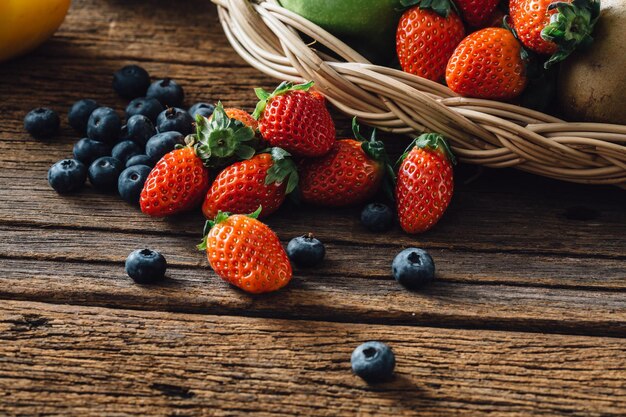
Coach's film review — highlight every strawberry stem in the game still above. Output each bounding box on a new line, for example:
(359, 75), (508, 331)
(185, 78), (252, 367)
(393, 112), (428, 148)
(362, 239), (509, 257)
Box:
(263, 147), (299, 195)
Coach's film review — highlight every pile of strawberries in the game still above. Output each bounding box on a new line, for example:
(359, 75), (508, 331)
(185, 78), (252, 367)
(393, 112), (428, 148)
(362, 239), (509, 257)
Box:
(138, 81), (455, 293)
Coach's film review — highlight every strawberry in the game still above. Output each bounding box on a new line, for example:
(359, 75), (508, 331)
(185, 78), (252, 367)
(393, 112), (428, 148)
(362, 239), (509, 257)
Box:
(299, 119), (394, 207)
(140, 104), (257, 217)
(510, 0), (600, 67)
(445, 27), (528, 100)
(455, 0), (500, 28)
(396, 0), (465, 81)
(396, 133), (455, 234)
(202, 148), (298, 219)
(198, 208), (292, 294)
(253, 81), (335, 158)
(213, 107), (258, 131)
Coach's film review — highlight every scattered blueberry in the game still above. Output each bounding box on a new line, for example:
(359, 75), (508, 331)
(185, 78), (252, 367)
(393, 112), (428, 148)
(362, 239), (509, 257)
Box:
(73, 138), (111, 165)
(125, 114), (156, 146)
(351, 341), (396, 382)
(125, 97), (164, 123)
(145, 131), (184, 161)
(125, 248), (167, 284)
(188, 102), (215, 119)
(112, 140), (142, 165)
(68, 99), (99, 134)
(146, 78), (184, 108)
(125, 154), (154, 168)
(156, 107), (194, 135)
(87, 107), (122, 144)
(391, 248), (435, 290)
(287, 234), (326, 267)
(361, 203), (394, 232)
(118, 165), (151, 204)
(47, 159), (87, 194)
(113, 64), (151, 99)
(88, 156), (123, 191)
(24, 107), (60, 139)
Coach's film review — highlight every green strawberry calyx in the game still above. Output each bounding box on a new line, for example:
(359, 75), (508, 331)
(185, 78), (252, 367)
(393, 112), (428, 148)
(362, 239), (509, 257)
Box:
(197, 207), (262, 251)
(399, 0), (459, 18)
(399, 133), (457, 165)
(263, 147), (299, 195)
(252, 80), (315, 120)
(541, 0), (600, 69)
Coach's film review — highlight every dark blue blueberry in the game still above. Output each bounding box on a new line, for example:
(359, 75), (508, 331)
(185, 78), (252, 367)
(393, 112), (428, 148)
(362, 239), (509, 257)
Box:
(391, 248), (435, 290)
(125, 114), (156, 146)
(118, 165), (151, 205)
(88, 156), (123, 191)
(73, 138), (111, 165)
(188, 102), (215, 119)
(112, 140), (142, 165)
(286, 234), (325, 267)
(68, 99), (99, 134)
(351, 341), (395, 382)
(125, 154), (154, 168)
(24, 107), (60, 139)
(145, 131), (184, 161)
(146, 78), (184, 108)
(47, 159), (87, 194)
(361, 203), (394, 232)
(125, 248), (167, 284)
(156, 107), (194, 135)
(125, 97), (164, 123)
(87, 107), (122, 144)
(113, 65), (151, 99)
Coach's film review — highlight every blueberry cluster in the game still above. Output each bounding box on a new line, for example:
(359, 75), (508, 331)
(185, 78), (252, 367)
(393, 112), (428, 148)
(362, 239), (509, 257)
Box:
(36, 64), (216, 204)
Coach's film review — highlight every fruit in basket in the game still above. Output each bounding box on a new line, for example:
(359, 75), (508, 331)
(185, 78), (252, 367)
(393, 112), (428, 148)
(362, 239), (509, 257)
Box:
(24, 107), (60, 139)
(202, 148), (298, 219)
(0, 0), (71, 62)
(396, 133), (454, 234)
(253, 81), (335, 158)
(510, 0), (600, 67)
(557, 0), (626, 124)
(287, 234), (326, 268)
(199, 208), (292, 294)
(396, 2), (465, 81)
(455, 0), (501, 28)
(446, 28), (528, 100)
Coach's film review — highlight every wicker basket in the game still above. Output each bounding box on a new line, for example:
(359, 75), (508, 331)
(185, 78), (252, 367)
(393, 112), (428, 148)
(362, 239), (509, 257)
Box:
(211, 0), (626, 186)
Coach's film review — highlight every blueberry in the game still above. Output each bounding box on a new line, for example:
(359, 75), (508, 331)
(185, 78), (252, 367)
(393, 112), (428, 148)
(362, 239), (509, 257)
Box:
(24, 107), (60, 139)
(87, 107), (122, 144)
(112, 140), (142, 165)
(145, 131), (184, 161)
(287, 234), (325, 267)
(125, 248), (167, 284)
(118, 165), (151, 205)
(188, 102), (215, 119)
(391, 248), (435, 290)
(68, 99), (99, 134)
(113, 65), (151, 99)
(125, 114), (156, 146)
(351, 341), (395, 382)
(156, 107), (193, 135)
(88, 156), (123, 191)
(126, 154), (154, 168)
(125, 97), (164, 123)
(146, 78), (184, 108)
(47, 159), (87, 194)
(361, 203), (394, 232)
(73, 138), (111, 165)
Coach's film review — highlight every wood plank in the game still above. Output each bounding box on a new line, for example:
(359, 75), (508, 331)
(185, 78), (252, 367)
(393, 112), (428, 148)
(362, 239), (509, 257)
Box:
(0, 258), (624, 337)
(1, 300), (624, 417)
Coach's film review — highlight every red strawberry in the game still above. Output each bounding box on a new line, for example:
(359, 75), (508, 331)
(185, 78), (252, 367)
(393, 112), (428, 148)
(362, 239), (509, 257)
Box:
(299, 119), (394, 207)
(396, 133), (455, 234)
(455, 0), (500, 28)
(510, 0), (600, 67)
(396, 0), (465, 81)
(253, 81), (335, 158)
(210, 107), (258, 131)
(198, 208), (292, 294)
(202, 148), (298, 219)
(445, 27), (528, 100)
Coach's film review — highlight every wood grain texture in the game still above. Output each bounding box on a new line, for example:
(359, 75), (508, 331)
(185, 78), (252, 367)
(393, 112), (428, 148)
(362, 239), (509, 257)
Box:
(1, 300), (625, 417)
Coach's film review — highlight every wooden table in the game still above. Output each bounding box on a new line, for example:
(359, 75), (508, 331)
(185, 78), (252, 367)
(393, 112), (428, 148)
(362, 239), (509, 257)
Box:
(1, 1), (625, 415)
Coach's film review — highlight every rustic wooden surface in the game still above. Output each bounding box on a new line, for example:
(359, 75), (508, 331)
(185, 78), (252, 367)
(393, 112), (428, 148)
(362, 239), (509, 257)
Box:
(0, 0), (625, 415)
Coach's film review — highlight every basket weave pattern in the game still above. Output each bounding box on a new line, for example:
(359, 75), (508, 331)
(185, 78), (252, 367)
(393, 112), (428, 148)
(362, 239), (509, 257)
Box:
(212, 0), (626, 186)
